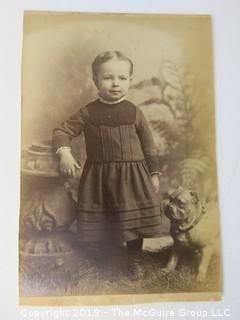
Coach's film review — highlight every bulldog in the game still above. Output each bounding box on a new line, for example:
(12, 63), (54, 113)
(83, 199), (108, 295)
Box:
(164, 186), (220, 282)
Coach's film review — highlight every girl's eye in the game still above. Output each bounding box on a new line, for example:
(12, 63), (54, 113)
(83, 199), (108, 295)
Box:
(119, 77), (127, 80)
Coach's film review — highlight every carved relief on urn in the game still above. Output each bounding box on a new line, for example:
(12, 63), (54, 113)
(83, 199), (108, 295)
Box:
(19, 140), (80, 289)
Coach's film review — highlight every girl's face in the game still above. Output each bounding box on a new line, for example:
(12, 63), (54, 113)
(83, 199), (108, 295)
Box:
(94, 59), (132, 102)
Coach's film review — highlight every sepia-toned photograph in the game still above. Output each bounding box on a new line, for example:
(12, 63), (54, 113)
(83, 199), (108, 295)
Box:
(19, 11), (221, 305)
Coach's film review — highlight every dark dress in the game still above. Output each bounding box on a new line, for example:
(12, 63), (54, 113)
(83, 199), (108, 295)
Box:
(53, 99), (162, 242)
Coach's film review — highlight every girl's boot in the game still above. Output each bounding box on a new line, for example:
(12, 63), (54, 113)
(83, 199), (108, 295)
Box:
(126, 238), (143, 280)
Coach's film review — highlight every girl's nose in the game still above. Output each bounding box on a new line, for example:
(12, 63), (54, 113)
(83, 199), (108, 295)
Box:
(112, 78), (119, 86)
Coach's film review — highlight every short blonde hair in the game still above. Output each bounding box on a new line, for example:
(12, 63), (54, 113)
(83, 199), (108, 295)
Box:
(92, 51), (133, 77)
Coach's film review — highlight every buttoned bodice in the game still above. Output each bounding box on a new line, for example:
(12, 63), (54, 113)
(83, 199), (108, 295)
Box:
(53, 99), (159, 172)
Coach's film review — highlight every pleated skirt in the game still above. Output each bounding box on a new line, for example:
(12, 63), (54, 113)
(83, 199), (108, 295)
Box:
(77, 160), (162, 242)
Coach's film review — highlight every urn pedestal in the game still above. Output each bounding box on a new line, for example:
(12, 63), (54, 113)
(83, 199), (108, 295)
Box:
(19, 140), (80, 292)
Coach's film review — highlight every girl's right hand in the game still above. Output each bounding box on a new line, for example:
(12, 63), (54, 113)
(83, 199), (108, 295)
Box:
(58, 148), (81, 177)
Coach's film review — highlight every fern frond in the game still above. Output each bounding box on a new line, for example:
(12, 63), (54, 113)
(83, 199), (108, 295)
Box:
(180, 155), (210, 188)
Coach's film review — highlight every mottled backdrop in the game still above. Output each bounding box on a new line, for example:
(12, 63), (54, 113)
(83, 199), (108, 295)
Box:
(22, 12), (217, 193)
(21, 12), (220, 303)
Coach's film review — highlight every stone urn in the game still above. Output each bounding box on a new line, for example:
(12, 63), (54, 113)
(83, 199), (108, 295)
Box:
(19, 140), (80, 289)
(21, 140), (60, 178)
(20, 140), (79, 233)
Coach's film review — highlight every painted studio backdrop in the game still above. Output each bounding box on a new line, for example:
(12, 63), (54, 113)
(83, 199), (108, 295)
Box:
(20, 12), (221, 305)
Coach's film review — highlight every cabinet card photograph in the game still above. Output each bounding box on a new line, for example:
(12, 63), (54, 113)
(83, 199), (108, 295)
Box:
(19, 11), (221, 305)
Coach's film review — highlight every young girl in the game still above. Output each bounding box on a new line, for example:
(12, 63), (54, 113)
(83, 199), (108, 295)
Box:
(53, 51), (162, 277)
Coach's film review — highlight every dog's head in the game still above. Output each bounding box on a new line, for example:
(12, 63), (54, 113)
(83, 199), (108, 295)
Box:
(165, 186), (200, 225)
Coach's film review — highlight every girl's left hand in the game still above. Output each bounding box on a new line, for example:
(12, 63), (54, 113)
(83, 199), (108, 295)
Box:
(151, 174), (160, 193)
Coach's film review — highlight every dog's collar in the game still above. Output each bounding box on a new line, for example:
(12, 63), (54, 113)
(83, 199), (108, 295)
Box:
(180, 209), (204, 232)
(172, 204), (206, 234)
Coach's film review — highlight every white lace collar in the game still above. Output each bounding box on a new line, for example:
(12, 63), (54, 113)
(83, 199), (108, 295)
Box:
(98, 95), (126, 105)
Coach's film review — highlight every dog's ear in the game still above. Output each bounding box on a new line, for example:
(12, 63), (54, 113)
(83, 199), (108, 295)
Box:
(190, 191), (199, 204)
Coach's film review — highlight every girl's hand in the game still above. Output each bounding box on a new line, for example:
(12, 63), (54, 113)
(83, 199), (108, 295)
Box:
(151, 173), (160, 193)
(58, 148), (81, 177)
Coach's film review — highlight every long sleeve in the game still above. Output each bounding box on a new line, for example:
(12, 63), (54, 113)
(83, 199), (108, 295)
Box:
(135, 108), (160, 173)
(52, 108), (85, 151)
